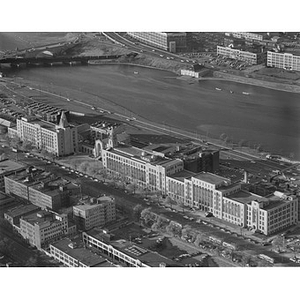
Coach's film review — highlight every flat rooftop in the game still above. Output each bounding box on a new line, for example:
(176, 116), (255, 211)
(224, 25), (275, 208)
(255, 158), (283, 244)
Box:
(4, 204), (39, 219)
(0, 159), (25, 175)
(51, 238), (107, 267)
(169, 170), (195, 182)
(193, 172), (228, 186)
(21, 210), (65, 226)
(110, 146), (172, 166)
(86, 229), (181, 267)
(229, 190), (264, 205)
(6, 169), (52, 186)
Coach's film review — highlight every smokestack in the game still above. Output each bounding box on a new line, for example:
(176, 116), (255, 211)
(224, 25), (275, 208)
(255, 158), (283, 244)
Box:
(244, 171), (248, 183)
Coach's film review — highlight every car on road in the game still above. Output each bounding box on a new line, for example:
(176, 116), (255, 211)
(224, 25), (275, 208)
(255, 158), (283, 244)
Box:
(94, 178), (99, 182)
(205, 212), (213, 217)
(61, 166), (66, 169)
(183, 215), (189, 219)
(160, 55), (164, 57)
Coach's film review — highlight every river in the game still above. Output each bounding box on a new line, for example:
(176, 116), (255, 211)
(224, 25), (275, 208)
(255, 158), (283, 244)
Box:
(4, 63), (300, 159)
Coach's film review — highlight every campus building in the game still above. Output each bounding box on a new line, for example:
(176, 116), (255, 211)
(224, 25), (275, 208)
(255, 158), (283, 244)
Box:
(0, 159), (25, 189)
(267, 51), (300, 71)
(217, 45), (260, 65)
(4, 204), (40, 230)
(166, 170), (298, 235)
(82, 228), (180, 267)
(127, 32), (187, 53)
(50, 237), (114, 267)
(4, 169), (79, 211)
(8, 112), (78, 157)
(19, 210), (74, 249)
(73, 195), (116, 231)
(225, 32), (264, 41)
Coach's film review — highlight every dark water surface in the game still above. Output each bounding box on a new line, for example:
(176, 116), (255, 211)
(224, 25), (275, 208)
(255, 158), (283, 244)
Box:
(7, 64), (300, 159)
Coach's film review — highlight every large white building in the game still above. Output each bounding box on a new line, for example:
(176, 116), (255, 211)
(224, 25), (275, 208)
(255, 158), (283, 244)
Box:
(73, 195), (116, 230)
(8, 112), (78, 157)
(217, 45), (259, 65)
(267, 51), (300, 71)
(167, 170), (298, 235)
(225, 32), (264, 41)
(127, 32), (187, 53)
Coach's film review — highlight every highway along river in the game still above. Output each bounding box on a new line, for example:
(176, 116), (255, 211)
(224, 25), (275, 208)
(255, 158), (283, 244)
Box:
(7, 64), (300, 159)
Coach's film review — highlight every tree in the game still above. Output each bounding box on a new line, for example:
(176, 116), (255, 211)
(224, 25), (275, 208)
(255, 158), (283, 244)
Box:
(164, 196), (176, 209)
(166, 222), (182, 237)
(194, 233), (207, 247)
(141, 208), (155, 226)
(133, 204), (143, 222)
(21, 140), (33, 151)
(176, 198), (185, 213)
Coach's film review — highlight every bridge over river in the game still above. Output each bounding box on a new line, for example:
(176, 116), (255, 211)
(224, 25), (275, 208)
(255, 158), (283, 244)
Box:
(0, 52), (137, 67)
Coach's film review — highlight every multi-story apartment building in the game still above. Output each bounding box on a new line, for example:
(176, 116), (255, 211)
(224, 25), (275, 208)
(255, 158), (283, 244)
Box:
(217, 45), (259, 65)
(19, 210), (71, 249)
(127, 32), (187, 53)
(267, 51), (300, 71)
(9, 112), (78, 157)
(50, 238), (113, 267)
(73, 195), (116, 231)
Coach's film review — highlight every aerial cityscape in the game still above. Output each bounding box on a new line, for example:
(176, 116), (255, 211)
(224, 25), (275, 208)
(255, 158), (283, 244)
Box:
(1, 31), (300, 269)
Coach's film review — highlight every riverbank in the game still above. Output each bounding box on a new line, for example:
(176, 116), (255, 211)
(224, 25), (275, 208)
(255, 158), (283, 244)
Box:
(210, 71), (300, 94)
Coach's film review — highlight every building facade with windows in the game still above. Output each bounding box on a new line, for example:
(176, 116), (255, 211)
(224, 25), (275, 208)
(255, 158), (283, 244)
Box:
(217, 45), (259, 65)
(4, 170), (78, 211)
(267, 51), (300, 71)
(50, 238), (112, 267)
(19, 210), (70, 249)
(166, 171), (298, 235)
(73, 195), (116, 231)
(102, 145), (184, 193)
(127, 32), (187, 53)
(11, 112), (78, 157)
(225, 32), (264, 41)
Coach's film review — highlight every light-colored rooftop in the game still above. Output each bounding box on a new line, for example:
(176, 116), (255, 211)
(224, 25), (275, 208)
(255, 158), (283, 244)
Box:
(193, 172), (228, 185)
(51, 238), (107, 267)
(169, 170), (195, 182)
(229, 190), (264, 205)
(0, 159), (25, 175)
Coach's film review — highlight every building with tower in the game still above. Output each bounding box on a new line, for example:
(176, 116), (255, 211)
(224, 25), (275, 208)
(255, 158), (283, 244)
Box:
(9, 112), (78, 157)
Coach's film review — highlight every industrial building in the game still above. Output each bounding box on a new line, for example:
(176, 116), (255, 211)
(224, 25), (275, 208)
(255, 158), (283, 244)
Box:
(50, 237), (114, 267)
(4, 168), (79, 211)
(19, 210), (76, 249)
(0, 159), (25, 189)
(73, 195), (116, 231)
(267, 51), (300, 71)
(4, 203), (40, 229)
(127, 32), (187, 53)
(8, 112), (78, 157)
(82, 228), (180, 267)
(225, 32), (265, 41)
(166, 170), (298, 235)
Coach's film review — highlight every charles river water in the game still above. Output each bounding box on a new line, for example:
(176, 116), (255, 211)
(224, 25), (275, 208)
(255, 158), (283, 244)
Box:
(3, 61), (300, 160)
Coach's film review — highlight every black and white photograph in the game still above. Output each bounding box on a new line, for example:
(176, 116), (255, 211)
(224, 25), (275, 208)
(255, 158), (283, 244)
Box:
(0, 1), (299, 299)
